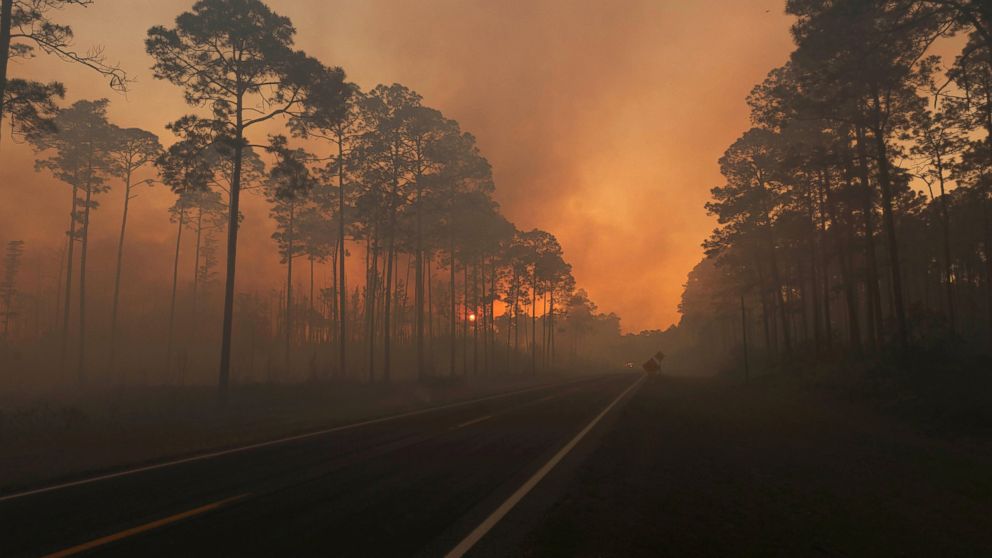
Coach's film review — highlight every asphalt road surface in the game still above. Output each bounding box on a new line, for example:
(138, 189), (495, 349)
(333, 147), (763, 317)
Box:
(0, 373), (643, 557)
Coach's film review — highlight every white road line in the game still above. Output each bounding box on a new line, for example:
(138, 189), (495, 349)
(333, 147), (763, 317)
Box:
(445, 373), (647, 558)
(454, 415), (493, 430)
(0, 375), (607, 503)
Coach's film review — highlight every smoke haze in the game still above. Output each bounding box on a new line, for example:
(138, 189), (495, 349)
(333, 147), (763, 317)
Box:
(0, 0), (794, 332)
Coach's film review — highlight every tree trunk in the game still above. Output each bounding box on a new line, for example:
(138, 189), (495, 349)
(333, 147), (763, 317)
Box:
(218, 105), (245, 399)
(481, 256), (488, 374)
(506, 275), (514, 369)
(401, 256), (408, 340)
(507, 308), (514, 370)
(870, 97), (909, 351)
(285, 202), (295, 375)
(449, 233), (456, 378)
(337, 132), (348, 380)
(984, 197), (992, 346)
(807, 183), (823, 355)
(531, 271), (537, 375)
(767, 224), (792, 358)
(755, 261), (773, 357)
(308, 255), (314, 344)
(415, 165), (425, 381)
(191, 208), (203, 335)
(935, 156), (956, 334)
(543, 290), (550, 368)
(740, 294), (750, 383)
(818, 171), (834, 352)
(473, 258), (479, 375)
(77, 181), (94, 384)
(490, 256), (497, 371)
(383, 219), (395, 383)
(427, 255), (434, 373)
(60, 185), (78, 376)
(984, 85), (992, 346)
(757, 172), (791, 358)
(462, 264), (469, 375)
(831, 167), (863, 354)
(330, 243), (338, 351)
(514, 298), (521, 361)
(166, 208), (185, 379)
(54, 239), (66, 338)
(856, 126), (883, 350)
(795, 273), (809, 346)
(549, 288), (556, 368)
(0, 0), (13, 135)
(367, 230), (379, 383)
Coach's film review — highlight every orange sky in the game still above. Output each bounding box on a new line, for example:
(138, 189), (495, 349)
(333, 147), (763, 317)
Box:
(0, 0), (796, 332)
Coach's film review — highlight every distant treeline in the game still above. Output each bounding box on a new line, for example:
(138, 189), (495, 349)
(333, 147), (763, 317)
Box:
(679, 0), (992, 368)
(0, 0), (649, 391)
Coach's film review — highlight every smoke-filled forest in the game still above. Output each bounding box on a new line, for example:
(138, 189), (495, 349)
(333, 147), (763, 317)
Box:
(0, 0), (665, 397)
(675, 1), (992, 382)
(5, 2), (992, 556)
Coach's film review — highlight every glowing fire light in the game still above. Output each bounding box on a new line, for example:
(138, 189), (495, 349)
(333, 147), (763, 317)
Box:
(468, 313), (477, 323)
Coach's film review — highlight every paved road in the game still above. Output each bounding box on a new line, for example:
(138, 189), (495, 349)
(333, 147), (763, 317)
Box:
(0, 373), (642, 557)
(484, 375), (992, 557)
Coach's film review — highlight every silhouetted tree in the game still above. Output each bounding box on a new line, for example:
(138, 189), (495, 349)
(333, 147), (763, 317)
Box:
(789, 0), (943, 350)
(30, 98), (113, 382)
(146, 0), (348, 396)
(289, 77), (356, 377)
(685, 0), (992, 370)
(157, 120), (218, 380)
(909, 104), (963, 333)
(186, 187), (226, 328)
(947, 33), (992, 343)
(356, 84), (419, 382)
(0, 0), (126, 136)
(265, 135), (316, 372)
(405, 104), (455, 380)
(165, 192), (192, 377)
(0, 239), (24, 338)
(106, 125), (161, 374)
(431, 127), (494, 376)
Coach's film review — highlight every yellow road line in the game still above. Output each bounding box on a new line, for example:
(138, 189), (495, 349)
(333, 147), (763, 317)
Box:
(43, 493), (249, 557)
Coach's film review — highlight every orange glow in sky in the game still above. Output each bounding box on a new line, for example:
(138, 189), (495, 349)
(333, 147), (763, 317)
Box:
(0, 0), (797, 332)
